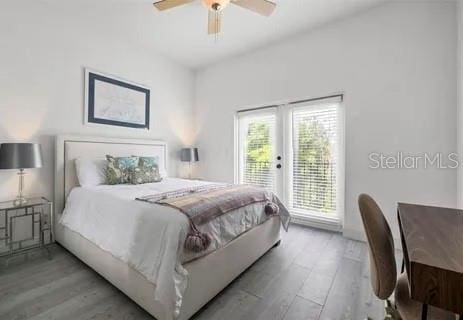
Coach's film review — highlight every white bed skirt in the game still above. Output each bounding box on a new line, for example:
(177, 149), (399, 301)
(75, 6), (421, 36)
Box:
(56, 216), (281, 320)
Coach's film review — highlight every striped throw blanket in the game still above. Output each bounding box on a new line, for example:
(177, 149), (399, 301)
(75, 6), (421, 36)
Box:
(137, 184), (290, 252)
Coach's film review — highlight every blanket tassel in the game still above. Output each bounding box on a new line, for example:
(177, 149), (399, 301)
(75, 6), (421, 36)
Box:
(185, 224), (212, 253)
(264, 202), (280, 216)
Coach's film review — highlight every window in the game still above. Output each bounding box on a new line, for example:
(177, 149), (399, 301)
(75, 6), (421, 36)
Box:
(236, 110), (277, 192)
(290, 102), (341, 219)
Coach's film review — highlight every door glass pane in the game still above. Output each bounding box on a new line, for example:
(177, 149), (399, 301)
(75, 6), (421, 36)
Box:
(291, 102), (340, 218)
(238, 112), (276, 192)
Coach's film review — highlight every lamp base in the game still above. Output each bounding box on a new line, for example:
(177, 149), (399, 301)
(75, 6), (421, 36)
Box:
(13, 196), (28, 207)
(13, 169), (27, 207)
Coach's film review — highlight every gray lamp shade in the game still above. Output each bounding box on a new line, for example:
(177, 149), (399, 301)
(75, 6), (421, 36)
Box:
(180, 148), (199, 162)
(0, 143), (43, 169)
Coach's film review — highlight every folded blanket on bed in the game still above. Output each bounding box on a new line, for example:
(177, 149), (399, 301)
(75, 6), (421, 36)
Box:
(137, 184), (290, 252)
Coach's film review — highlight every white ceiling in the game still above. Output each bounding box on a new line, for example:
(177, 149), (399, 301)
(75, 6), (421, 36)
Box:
(55, 0), (388, 69)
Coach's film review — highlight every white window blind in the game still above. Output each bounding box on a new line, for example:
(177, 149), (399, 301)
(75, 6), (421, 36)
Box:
(238, 112), (276, 192)
(291, 102), (341, 218)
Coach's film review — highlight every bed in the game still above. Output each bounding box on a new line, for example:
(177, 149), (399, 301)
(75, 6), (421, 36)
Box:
(54, 135), (285, 320)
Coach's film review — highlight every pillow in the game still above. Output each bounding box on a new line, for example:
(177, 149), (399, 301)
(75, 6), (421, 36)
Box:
(74, 158), (107, 187)
(105, 155), (139, 185)
(135, 155), (167, 178)
(137, 156), (160, 168)
(128, 165), (163, 184)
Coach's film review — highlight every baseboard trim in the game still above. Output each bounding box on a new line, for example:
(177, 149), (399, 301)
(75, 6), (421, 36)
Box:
(342, 227), (365, 242)
(343, 227), (402, 251)
(291, 215), (342, 233)
(292, 219), (403, 251)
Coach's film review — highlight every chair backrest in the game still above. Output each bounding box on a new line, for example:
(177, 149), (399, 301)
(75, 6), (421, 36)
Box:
(358, 193), (397, 300)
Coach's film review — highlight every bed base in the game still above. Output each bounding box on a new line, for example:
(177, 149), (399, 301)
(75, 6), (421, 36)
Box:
(54, 135), (282, 319)
(56, 216), (281, 320)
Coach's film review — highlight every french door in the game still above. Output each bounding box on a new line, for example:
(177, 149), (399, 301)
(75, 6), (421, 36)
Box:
(235, 96), (343, 227)
(236, 108), (282, 195)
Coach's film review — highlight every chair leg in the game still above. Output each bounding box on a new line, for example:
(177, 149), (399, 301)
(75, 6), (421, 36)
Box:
(384, 299), (401, 320)
(421, 304), (428, 320)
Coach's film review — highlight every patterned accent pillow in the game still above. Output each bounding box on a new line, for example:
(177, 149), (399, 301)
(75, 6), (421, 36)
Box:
(129, 164), (163, 184)
(105, 155), (139, 185)
(136, 156), (160, 168)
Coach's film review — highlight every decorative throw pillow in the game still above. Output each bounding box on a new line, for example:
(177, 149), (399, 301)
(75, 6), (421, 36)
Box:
(105, 155), (139, 185)
(136, 156), (160, 168)
(128, 164), (163, 184)
(137, 156), (169, 178)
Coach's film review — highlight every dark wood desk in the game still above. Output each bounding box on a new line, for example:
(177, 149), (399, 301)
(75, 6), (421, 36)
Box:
(398, 203), (463, 315)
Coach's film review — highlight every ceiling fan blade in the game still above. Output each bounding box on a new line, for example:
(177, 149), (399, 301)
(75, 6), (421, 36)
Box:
(232, 0), (276, 16)
(208, 9), (222, 35)
(153, 0), (195, 11)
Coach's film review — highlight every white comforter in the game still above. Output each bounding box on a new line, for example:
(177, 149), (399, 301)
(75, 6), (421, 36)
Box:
(60, 178), (281, 319)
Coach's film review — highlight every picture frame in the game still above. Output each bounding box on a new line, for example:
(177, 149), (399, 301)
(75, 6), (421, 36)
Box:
(84, 68), (150, 129)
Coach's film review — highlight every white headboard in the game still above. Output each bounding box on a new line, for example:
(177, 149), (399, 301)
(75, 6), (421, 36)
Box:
(54, 135), (168, 219)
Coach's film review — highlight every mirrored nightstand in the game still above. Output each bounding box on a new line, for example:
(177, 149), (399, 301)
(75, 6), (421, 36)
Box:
(0, 197), (53, 263)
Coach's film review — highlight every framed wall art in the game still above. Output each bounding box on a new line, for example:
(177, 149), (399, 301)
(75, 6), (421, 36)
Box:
(84, 69), (150, 129)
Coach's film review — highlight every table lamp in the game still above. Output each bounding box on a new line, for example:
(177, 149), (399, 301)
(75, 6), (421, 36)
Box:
(0, 143), (43, 206)
(180, 147), (199, 179)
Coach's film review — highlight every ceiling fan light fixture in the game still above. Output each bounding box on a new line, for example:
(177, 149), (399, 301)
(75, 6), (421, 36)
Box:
(153, 0), (277, 36)
(202, 0), (230, 11)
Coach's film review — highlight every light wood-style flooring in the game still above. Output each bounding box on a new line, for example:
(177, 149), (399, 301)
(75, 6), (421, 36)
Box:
(0, 225), (394, 320)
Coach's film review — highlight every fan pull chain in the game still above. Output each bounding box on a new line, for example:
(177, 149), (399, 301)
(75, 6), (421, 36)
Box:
(215, 10), (219, 42)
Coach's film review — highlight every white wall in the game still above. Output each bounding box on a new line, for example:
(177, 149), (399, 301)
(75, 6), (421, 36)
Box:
(458, 0), (463, 208)
(195, 1), (457, 240)
(0, 1), (196, 202)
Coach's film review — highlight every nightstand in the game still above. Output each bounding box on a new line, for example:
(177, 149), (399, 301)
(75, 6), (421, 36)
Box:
(0, 197), (53, 263)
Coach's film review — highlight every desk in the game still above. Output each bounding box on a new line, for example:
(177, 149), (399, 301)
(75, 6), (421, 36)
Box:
(398, 203), (463, 315)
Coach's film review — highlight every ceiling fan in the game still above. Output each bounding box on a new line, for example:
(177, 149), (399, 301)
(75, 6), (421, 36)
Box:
(153, 0), (277, 35)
